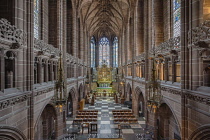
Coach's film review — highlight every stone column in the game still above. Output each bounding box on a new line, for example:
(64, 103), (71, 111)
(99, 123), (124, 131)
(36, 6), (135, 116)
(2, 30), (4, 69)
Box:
(37, 61), (43, 83)
(49, 61), (53, 81)
(34, 62), (38, 84)
(41, 62), (44, 83)
(164, 58), (169, 81)
(5, 71), (13, 88)
(172, 56), (176, 82)
(54, 63), (58, 81)
(181, 0), (190, 139)
(0, 49), (5, 90)
(44, 60), (49, 82)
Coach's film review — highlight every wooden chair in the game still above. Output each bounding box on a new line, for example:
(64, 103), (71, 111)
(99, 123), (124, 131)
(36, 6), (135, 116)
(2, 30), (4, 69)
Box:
(81, 122), (89, 134)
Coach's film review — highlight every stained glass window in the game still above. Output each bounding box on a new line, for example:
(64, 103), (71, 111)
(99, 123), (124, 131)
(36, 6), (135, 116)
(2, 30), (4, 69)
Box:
(173, 0), (181, 37)
(99, 37), (110, 66)
(34, 0), (40, 39)
(91, 37), (96, 67)
(113, 37), (118, 67)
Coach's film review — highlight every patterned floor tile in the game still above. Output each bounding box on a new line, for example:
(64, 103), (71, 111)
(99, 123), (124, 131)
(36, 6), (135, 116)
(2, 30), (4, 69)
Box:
(100, 129), (111, 134)
(122, 129), (134, 134)
(64, 96), (151, 140)
(101, 121), (110, 124)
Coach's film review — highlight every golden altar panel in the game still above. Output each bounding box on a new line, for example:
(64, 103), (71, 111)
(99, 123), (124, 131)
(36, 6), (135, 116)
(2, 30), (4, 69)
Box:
(97, 64), (112, 84)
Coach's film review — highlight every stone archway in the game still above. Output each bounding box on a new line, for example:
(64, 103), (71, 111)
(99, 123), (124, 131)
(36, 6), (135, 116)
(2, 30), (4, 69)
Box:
(126, 83), (132, 101)
(135, 87), (145, 117)
(34, 104), (57, 140)
(67, 92), (73, 117)
(157, 103), (181, 140)
(78, 84), (84, 101)
(0, 126), (27, 140)
(188, 124), (210, 140)
(67, 88), (77, 117)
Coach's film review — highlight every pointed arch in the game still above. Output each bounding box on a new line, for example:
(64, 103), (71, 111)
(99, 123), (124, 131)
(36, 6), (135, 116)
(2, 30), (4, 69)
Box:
(0, 126), (27, 140)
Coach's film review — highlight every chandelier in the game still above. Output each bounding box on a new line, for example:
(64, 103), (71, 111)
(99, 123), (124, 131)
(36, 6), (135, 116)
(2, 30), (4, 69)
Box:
(54, 53), (67, 112)
(147, 53), (162, 113)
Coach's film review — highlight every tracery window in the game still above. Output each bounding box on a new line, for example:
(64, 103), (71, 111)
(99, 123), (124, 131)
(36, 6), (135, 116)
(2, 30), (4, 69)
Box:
(173, 0), (181, 37)
(91, 37), (96, 67)
(113, 37), (118, 67)
(34, 0), (40, 39)
(99, 37), (110, 66)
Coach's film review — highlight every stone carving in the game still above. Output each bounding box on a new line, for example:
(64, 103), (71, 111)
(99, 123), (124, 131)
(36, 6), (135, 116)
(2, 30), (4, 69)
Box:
(188, 20), (210, 50)
(34, 38), (61, 57)
(34, 87), (54, 96)
(160, 86), (181, 96)
(185, 92), (210, 106)
(188, 20), (210, 58)
(0, 93), (30, 110)
(0, 18), (26, 47)
(149, 36), (181, 57)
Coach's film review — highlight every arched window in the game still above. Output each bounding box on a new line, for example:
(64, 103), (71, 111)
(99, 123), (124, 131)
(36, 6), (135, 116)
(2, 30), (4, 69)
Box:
(113, 37), (118, 67)
(90, 37), (95, 67)
(99, 37), (110, 66)
(34, 0), (40, 39)
(173, 0), (181, 37)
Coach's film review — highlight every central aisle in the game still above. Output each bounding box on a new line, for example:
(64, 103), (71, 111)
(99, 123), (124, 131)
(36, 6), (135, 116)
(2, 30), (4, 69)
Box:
(65, 97), (152, 140)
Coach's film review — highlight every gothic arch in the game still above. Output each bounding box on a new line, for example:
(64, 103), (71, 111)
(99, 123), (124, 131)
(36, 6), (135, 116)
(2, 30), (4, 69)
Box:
(34, 102), (58, 134)
(0, 126), (27, 140)
(126, 83), (132, 101)
(67, 87), (77, 116)
(188, 124), (210, 140)
(157, 102), (181, 140)
(78, 83), (84, 101)
(159, 99), (181, 132)
(34, 104), (58, 140)
(135, 86), (145, 117)
(68, 87), (77, 100)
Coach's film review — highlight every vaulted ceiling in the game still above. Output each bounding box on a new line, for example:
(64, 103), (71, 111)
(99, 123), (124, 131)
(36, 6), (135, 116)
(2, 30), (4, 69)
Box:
(78, 0), (131, 39)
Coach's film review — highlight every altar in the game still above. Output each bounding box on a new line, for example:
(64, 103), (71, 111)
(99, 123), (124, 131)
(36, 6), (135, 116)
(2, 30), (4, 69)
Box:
(91, 62), (117, 96)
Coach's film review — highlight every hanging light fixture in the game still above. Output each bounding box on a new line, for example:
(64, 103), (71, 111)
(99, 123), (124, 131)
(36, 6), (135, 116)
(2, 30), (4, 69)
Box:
(54, 52), (67, 112)
(147, 54), (162, 113)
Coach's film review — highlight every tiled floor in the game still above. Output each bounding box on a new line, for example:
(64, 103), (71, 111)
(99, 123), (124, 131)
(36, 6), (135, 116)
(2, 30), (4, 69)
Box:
(64, 97), (153, 140)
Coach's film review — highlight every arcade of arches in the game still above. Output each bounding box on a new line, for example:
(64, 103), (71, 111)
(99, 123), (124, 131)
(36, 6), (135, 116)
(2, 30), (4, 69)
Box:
(0, 0), (210, 140)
